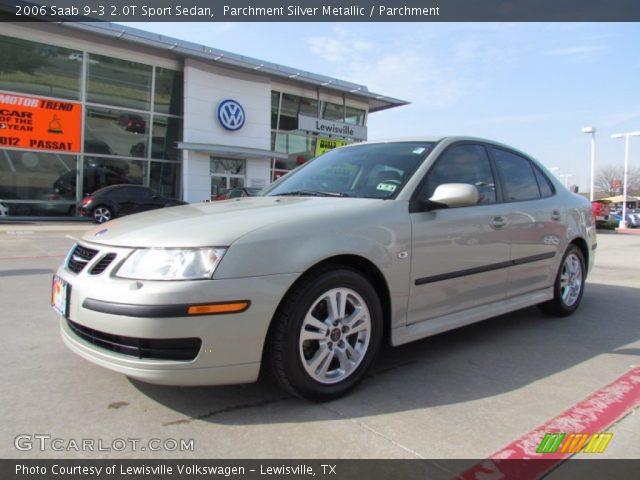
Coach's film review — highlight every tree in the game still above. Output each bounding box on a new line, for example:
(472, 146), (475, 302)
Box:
(0, 37), (49, 76)
(594, 165), (640, 197)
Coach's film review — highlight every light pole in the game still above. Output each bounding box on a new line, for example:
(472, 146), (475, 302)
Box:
(611, 130), (640, 229)
(582, 126), (596, 201)
(559, 173), (573, 188)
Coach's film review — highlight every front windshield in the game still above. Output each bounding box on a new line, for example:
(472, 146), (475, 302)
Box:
(263, 142), (435, 199)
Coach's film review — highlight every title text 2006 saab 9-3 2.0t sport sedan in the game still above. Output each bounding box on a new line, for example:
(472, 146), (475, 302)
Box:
(52, 137), (596, 401)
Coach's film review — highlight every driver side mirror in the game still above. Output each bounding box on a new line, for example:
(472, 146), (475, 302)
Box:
(422, 183), (480, 210)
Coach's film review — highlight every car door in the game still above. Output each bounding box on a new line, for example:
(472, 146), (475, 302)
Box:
(114, 186), (138, 215)
(489, 146), (564, 298)
(132, 187), (159, 213)
(407, 143), (511, 324)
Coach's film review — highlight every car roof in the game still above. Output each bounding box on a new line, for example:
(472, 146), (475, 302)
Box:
(347, 136), (514, 147)
(94, 184), (146, 194)
(343, 136), (539, 162)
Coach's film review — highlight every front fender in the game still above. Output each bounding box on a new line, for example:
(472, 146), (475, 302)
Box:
(214, 200), (413, 329)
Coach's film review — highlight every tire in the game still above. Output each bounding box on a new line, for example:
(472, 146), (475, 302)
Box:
(539, 244), (585, 317)
(92, 205), (113, 224)
(267, 265), (383, 401)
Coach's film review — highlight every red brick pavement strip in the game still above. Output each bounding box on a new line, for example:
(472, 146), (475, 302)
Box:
(457, 366), (640, 479)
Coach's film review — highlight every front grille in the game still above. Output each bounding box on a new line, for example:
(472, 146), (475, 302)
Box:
(89, 253), (117, 275)
(67, 319), (202, 361)
(67, 244), (98, 273)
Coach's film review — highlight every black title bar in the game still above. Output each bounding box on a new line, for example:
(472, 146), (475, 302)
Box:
(3, 459), (640, 480)
(2, 0), (640, 22)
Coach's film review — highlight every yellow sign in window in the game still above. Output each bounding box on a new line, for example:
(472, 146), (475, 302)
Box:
(315, 138), (348, 156)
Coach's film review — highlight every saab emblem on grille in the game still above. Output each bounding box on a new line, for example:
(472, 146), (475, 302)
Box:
(94, 229), (108, 237)
(217, 99), (245, 131)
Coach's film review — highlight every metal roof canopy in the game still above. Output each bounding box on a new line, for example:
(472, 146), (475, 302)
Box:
(60, 22), (409, 113)
(177, 142), (289, 160)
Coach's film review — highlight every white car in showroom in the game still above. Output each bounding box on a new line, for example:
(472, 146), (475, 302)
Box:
(52, 137), (596, 400)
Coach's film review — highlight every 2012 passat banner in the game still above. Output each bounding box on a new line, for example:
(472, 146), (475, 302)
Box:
(1, 0), (640, 22)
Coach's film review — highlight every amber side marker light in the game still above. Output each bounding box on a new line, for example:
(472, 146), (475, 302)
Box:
(187, 301), (250, 316)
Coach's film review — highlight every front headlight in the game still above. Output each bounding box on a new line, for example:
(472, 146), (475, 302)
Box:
(116, 247), (227, 280)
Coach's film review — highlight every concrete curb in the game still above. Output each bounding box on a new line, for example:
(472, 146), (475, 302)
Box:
(0, 222), (94, 233)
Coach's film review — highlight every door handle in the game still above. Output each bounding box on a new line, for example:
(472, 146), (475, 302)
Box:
(490, 215), (507, 229)
(551, 209), (561, 221)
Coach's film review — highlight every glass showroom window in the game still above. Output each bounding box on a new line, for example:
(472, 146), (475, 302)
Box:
(86, 54), (152, 111)
(151, 116), (182, 160)
(83, 60), (182, 200)
(277, 93), (318, 131)
(322, 101), (344, 122)
(150, 162), (181, 198)
(271, 133), (316, 180)
(85, 106), (150, 158)
(271, 91), (281, 130)
(154, 67), (183, 116)
(345, 106), (366, 126)
(0, 149), (78, 215)
(0, 35), (81, 101)
(82, 157), (146, 194)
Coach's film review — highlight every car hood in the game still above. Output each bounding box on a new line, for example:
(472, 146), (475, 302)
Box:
(81, 197), (384, 248)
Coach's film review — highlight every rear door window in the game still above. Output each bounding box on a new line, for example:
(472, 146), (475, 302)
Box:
(492, 148), (541, 202)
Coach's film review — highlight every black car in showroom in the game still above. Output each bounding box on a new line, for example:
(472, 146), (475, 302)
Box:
(79, 185), (186, 223)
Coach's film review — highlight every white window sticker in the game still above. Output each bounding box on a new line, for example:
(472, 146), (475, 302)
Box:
(376, 183), (397, 192)
(412, 147), (426, 154)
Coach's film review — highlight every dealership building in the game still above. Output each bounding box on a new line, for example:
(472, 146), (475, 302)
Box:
(0, 22), (406, 217)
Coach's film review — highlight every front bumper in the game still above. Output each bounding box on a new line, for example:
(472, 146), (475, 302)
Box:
(55, 243), (299, 386)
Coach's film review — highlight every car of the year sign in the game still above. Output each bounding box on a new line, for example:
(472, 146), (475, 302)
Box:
(52, 137), (596, 401)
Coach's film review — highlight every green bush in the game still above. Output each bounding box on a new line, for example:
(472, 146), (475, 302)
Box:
(596, 220), (617, 230)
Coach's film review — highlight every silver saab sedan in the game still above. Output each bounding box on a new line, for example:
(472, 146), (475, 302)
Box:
(52, 137), (596, 401)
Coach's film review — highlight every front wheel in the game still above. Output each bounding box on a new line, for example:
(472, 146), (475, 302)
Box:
(539, 244), (585, 317)
(267, 265), (383, 401)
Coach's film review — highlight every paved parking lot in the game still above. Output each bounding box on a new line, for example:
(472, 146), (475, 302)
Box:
(1, 223), (638, 464)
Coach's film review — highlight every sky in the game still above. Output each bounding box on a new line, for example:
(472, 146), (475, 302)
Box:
(122, 22), (640, 193)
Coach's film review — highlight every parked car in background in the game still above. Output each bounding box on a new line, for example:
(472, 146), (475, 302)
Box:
(117, 113), (146, 133)
(0, 199), (8, 217)
(53, 137), (596, 401)
(213, 187), (261, 201)
(53, 166), (131, 199)
(628, 212), (640, 228)
(591, 200), (610, 221)
(609, 213), (639, 228)
(78, 184), (186, 223)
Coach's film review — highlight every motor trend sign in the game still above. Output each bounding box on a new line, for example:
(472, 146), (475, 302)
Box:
(0, 92), (82, 153)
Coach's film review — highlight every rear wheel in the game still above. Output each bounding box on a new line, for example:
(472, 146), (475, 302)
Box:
(539, 244), (585, 317)
(92, 206), (113, 224)
(267, 265), (383, 401)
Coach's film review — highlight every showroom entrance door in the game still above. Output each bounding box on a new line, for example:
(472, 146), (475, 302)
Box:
(210, 157), (246, 199)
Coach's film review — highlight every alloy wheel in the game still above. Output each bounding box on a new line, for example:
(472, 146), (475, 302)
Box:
(298, 287), (371, 385)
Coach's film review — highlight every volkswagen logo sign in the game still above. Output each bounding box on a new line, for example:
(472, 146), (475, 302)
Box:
(217, 99), (245, 131)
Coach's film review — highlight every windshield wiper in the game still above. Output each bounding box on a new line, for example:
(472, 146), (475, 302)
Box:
(275, 190), (350, 197)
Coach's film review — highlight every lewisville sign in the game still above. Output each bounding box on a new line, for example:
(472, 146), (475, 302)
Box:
(298, 115), (367, 141)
